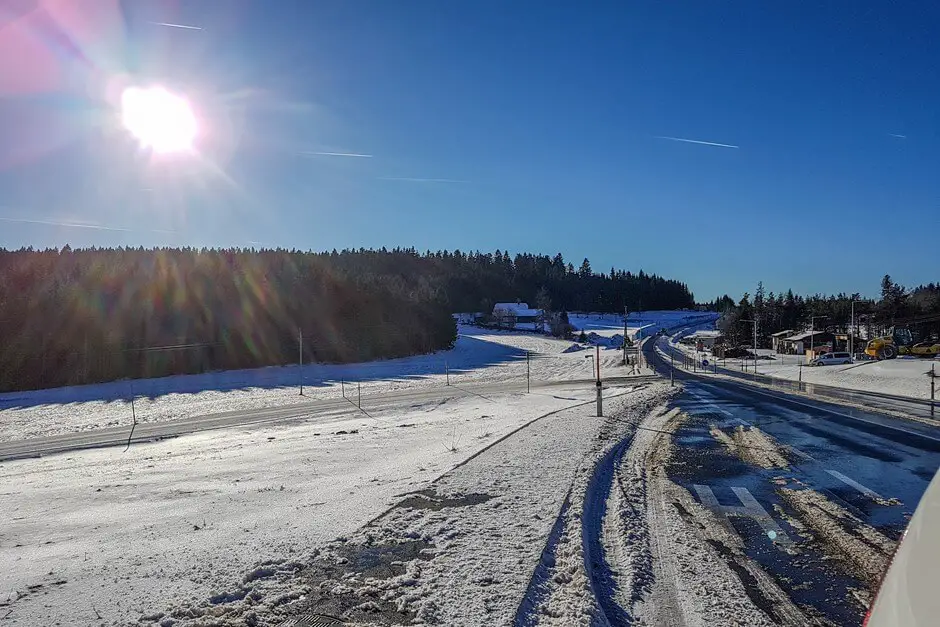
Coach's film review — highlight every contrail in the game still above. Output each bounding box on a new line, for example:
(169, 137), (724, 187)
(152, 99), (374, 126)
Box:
(378, 177), (466, 183)
(888, 133), (907, 139)
(654, 136), (739, 149)
(302, 151), (373, 158)
(149, 21), (203, 30)
(0, 216), (176, 234)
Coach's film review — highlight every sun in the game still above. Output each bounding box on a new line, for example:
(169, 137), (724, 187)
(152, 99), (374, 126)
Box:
(121, 86), (197, 153)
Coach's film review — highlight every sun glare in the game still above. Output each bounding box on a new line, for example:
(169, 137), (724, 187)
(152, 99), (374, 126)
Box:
(121, 86), (197, 153)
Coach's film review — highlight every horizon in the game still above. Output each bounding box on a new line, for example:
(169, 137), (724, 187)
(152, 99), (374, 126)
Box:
(1, 1), (937, 301)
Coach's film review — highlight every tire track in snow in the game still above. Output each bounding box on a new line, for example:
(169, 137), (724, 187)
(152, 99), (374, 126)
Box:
(582, 431), (636, 626)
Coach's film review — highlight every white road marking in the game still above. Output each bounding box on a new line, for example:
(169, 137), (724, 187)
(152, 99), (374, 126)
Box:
(687, 390), (735, 418)
(786, 445), (814, 461)
(825, 469), (884, 501)
(693, 484), (793, 549)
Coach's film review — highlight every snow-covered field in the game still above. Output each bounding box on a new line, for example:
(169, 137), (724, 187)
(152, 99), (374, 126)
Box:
(568, 310), (720, 340)
(0, 383), (630, 626)
(673, 340), (938, 400)
(0, 327), (646, 442)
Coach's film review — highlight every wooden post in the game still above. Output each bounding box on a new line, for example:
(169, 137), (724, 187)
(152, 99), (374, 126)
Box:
(358, 382), (361, 408)
(298, 327), (304, 396)
(445, 361), (450, 386)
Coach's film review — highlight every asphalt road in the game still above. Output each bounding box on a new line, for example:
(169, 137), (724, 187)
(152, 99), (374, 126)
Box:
(644, 334), (940, 624)
(0, 375), (657, 461)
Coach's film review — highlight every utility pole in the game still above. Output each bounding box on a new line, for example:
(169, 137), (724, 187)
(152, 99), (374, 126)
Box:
(810, 315), (827, 362)
(850, 300), (864, 358)
(741, 319), (758, 373)
(298, 327), (304, 396)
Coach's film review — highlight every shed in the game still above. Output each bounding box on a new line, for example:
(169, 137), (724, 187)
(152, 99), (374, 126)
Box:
(769, 329), (795, 352)
(781, 330), (835, 355)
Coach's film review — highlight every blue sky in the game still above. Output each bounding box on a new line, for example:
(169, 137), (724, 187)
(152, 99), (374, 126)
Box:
(0, 1), (937, 300)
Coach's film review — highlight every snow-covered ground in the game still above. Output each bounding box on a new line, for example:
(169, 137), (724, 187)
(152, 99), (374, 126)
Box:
(0, 327), (648, 442)
(0, 383), (634, 626)
(568, 310), (720, 340)
(672, 339), (939, 400)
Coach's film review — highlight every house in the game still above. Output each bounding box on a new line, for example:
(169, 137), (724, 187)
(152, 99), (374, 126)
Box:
(492, 302), (544, 328)
(769, 329), (794, 353)
(781, 330), (835, 356)
(689, 330), (722, 350)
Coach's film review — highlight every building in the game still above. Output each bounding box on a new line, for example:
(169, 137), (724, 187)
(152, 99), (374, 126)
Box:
(689, 330), (722, 350)
(492, 302), (544, 328)
(769, 329), (795, 353)
(781, 330), (835, 356)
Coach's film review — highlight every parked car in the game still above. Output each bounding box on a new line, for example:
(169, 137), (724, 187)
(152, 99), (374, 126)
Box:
(811, 351), (852, 366)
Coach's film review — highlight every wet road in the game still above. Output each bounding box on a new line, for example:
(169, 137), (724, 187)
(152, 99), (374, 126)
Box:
(644, 334), (940, 624)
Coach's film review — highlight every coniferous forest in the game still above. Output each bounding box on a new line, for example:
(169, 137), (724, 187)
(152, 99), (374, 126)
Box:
(0, 247), (695, 391)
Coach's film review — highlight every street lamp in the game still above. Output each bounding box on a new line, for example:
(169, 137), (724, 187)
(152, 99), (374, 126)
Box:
(810, 315), (828, 359)
(850, 299), (865, 358)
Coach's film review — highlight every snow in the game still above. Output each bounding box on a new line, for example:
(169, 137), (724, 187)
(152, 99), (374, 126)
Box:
(0, 383), (629, 627)
(0, 326), (648, 442)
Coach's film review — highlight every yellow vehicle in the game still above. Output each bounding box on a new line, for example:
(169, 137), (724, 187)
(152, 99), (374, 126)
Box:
(865, 327), (940, 360)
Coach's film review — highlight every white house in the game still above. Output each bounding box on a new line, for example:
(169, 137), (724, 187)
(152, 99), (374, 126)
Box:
(492, 302), (543, 326)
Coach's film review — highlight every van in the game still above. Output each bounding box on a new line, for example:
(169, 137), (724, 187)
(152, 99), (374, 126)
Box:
(811, 352), (852, 366)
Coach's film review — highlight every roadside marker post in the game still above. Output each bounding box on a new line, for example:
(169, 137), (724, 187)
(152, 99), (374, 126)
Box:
(526, 351), (530, 393)
(298, 327), (304, 396)
(931, 364), (936, 417)
(595, 346), (603, 417)
(341, 378), (345, 399)
(445, 360), (450, 386)
(358, 382), (361, 408)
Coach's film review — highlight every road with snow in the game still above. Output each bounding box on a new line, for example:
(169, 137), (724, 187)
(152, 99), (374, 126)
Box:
(645, 332), (940, 624)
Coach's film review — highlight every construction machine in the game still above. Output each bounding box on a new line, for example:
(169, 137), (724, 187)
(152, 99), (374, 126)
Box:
(865, 313), (940, 360)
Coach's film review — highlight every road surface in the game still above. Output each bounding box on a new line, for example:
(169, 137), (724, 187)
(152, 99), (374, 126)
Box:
(644, 333), (940, 623)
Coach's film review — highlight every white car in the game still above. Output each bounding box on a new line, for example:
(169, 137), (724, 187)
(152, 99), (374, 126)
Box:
(866, 468), (940, 626)
(811, 351), (852, 366)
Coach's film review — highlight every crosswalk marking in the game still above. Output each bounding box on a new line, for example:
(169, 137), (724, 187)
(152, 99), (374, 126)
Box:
(693, 484), (793, 549)
(825, 469), (884, 501)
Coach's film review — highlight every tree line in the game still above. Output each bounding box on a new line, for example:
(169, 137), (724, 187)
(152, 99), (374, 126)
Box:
(712, 276), (940, 348)
(0, 247), (694, 391)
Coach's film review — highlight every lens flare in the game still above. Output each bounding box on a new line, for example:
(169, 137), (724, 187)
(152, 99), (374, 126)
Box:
(121, 86), (197, 153)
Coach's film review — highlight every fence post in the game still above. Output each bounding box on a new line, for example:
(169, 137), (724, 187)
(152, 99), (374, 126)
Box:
(445, 360), (450, 386)
(358, 382), (361, 408)
(341, 378), (345, 399)
(526, 351), (530, 393)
